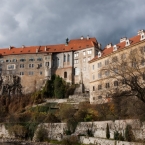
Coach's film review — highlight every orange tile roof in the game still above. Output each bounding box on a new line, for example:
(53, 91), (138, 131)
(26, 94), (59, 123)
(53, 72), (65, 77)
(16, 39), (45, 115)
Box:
(0, 37), (97, 56)
(89, 34), (143, 63)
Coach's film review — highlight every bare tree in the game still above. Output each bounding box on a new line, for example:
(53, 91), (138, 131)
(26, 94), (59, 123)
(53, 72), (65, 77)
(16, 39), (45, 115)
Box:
(100, 47), (145, 104)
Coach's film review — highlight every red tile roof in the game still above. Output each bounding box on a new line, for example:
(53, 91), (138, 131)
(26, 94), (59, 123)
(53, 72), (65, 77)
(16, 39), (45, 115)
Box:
(0, 37), (97, 56)
(89, 34), (143, 63)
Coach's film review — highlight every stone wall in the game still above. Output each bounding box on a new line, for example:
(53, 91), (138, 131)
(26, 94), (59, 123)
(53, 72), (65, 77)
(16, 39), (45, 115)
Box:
(0, 119), (145, 143)
(80, 136), (144, 145)
(75, 119), (145, 140)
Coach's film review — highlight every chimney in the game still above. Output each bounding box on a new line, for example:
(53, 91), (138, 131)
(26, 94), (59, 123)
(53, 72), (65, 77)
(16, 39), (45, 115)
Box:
(45, 46), (47, 51)
(36, 48), (38, 53)
(120, 37), (127, 43)
(80, 36), (84, 40)
(9, 46), (11, 50)
(98, 43), (102, 49)
(87, 35), (90, 40)
(137, 29), (145, 35)
(113, 45), (117, 51)
(22, 45), (25, 48)
(106, 43), (112, 48)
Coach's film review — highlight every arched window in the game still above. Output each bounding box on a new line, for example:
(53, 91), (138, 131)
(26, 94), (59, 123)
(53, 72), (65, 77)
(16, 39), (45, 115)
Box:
(64, 72), (67, 78)
(67, 54), (70, 62)
(64, 55), (66, 62)
(98, 96), (102, 99)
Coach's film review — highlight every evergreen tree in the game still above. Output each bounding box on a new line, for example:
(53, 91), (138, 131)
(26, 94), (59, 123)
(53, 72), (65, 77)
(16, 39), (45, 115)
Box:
(106, 123), (110, 139)
(125, 125), (135, 142)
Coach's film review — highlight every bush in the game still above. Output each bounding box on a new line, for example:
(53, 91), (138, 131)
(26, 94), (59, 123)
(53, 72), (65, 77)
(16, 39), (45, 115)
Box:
(106, 123), (110, 139)
(62, 135), (79, 145)
(125, 125), (135, 142)
(35, 125), (49, 142)
(87, 129), (93, 137)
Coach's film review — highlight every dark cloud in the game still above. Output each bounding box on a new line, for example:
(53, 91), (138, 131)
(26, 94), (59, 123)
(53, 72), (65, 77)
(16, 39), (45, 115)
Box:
(0, 0), (144, 48)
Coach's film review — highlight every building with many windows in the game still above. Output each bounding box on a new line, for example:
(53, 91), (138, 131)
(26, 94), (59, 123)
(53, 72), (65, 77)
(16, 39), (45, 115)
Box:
(89, 30), (145, 104)
(0, 36), (101, 94)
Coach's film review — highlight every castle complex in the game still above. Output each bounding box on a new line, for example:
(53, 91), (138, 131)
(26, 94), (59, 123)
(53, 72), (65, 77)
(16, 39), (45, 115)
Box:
(0, 30), (145, 104)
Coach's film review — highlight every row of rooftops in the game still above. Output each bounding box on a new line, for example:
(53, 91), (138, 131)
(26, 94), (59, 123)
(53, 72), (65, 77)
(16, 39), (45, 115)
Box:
(89, 29), (145, 63)
(0, 37), (97, 56)
(0, 30), (145, 62)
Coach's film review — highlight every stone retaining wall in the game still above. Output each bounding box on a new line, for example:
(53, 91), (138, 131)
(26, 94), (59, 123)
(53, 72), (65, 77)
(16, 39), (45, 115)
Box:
(80, 136), (144, 145)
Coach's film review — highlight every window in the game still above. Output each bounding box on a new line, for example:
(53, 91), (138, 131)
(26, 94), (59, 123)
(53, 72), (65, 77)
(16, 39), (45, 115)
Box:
(57, 58), (60, 67)
(0, 59), (4, 63)
(113, 68), (118, 74)
(20, 72), (24, 75)
(45, 62), (49, 67)
(74, 52), (79, 57)
(83, 58), (86, 63)
(20, 58), (26, 62)
(105, 70), (110, 76)
(64, 55), (66, 62)
(29, 64), (34, 68)
(98, 85), (102, 90)
(74, 67), (80, 75)
(20, 64), (24, 68)
(74, 59), (78, 64)
(37, 58), (42, 61)
(92, 65), (94, 70)
(140, 46), (145, 53)
(98, 62), (102, 68)
(131, 76), (137, 83)
(98, 96), (102, 99)
(112, 56), (118, 63)
(141, 59), (145, 66)
(114, 81), (118, 86)
(105, 83), (110, 88)
(121, 54), (126, 59)
(29, 58), (35, 61)
(83, 51), (86, 56)
(87, 50), (92, 54)
(88, 57), (91, 61)
(105, 59), (109, 65)
(98, 72), (102, 79)
(12, 59), (17, 62)
(6, 59), (11, 62)
(39, 63), (42, 67)
(64, 72), (67, 78)
(143, 73), (145, 80)
(92, 75), (95, 80)
(83, 67), (86, 71)
(132, 59), (137, 68)
(122, 79), (126, 85)
(28, 71), (33, 75)
(67, 54), (70, 62)
(7, 64), (15, 70)
(40, 71), (42, 75)
(93, 86), (95, 91)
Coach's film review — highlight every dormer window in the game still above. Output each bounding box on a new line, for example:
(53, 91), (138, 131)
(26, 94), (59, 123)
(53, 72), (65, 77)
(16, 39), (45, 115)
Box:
(125, 40), (130, 46)
(140, 33), (145, 41)
(98, 51), (101, 58)
(113, 45), (117, 51)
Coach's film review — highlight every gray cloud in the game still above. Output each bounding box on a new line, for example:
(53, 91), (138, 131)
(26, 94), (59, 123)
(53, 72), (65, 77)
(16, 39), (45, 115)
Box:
(0, 0), (144, 48)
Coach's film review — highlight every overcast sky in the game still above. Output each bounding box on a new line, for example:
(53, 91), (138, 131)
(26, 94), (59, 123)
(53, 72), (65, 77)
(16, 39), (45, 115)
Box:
(0, 0), (145, 48)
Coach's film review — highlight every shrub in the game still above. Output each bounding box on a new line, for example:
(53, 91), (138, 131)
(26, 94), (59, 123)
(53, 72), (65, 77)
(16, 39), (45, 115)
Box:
(125, 125), (135, 142)
(62, 135), (79, 145)
(35, 125), (49, 142)
(87, 129), (93, 137)
(106, 123), (110, 139)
